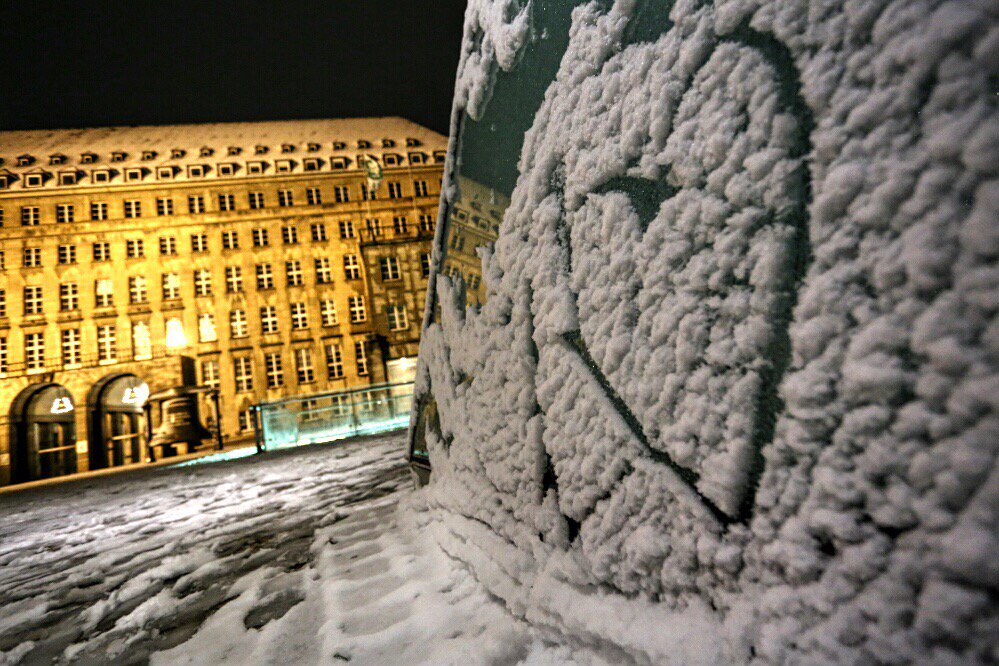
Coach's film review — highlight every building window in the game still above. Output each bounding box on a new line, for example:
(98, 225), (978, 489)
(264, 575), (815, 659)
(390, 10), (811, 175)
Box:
(58, 171), (78, 186)
(256, 263), (274, 290)
(0, 208), (4, 226)
(282, 225), (299, 245)
(355, 340), (368, 376)
(25, 332), (45, 370)
(260, 305), (278, 333)
(311, 223), (328, 242)
(194, 269), (213, 296)
(387, 304), (409, 331)
(247, 162), (265, 175)
(111, 151), (126, 163)
(265, 352), (284, 388)
(90, 202), (109, 221)
(230, 309), (248, 338)
(133, 322), (152, 359)
(421, 252), (431, 278)
(0, 289), (5, 317)
(97, 324), (117, 363)
(162, 273), (181, 300)
(331, 157), (348, 169)
(393, 216), (409, 235)
(225, 266), (243, 293)
(159, 236), (177, 256)
(419, 214), (435, 233)
(0, 337), (6, 373)
(387, 181), (402, 198)
(199, 313), (217, 342)
(165, 318), (186, 348)
(357, 139), (371, 149)
(343, 254), (360, 280)
(0, 251), (4, 270)
(22, 206), (40, 226)
(201, 359), (220, 389)
(252, 228), (269, 247)
(218, 193), (235, 211)
(333, 186), (350, 203)
(156, 197), (174, 216)
(366, 218), (382, 238)
(24, 173), (44, 188)
(278, 189), (294, 207)
(199, 147), (214, 157)
(56, 203), (74, 224)
(326, 344), (343, 379)
(218, 163), (236, 176)
(383, 153), (400, 166)
(320, 298), (338, 326)
(379, 256), (401, 281)
(275, 160), (292, 173)
(222, 230), (239, 250)
(126, 238), (144, 258)
(290, 302), (308, 329)
(295, 348), (315, 384)
(157, 167), (175, 180)
(188, 165), (207, 178)
(23, 247), (42, 268)
(125, 168), (143, 182)
(286, 260), (303, 287)
(362, 185), (377, 201)
(128, 276), (148, 304)
(234, 357), (253, 392)
(59, 283), (78, 311)
(414, 180), (429, 197)
(339, 220), (355, 238)
(61, 328), (81, 366)
(191, 233), (208, 253)
(92, 170), (111, 183)
(188, 195), (205, 214)
(239, 410), (255, 432)
(124, 199), (142, 218)
(93, 241), (111, 262)
(95, 278), (114, 307)
(348, 295), (367, 323)
(409, 152), (425, 164)
(81, 152), (97, 164)
(306, 187), (322, 205)
(315, 258), (332, 284)
(248, 192), (265, 209)
(303, 159), (320, 171)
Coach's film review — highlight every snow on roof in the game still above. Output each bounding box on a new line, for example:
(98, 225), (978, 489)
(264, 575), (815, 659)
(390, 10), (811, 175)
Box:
(0, 117), (447, 182)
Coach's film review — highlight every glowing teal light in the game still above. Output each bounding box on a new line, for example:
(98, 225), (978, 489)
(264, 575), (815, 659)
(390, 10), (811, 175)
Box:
(171, 447), (258, 467)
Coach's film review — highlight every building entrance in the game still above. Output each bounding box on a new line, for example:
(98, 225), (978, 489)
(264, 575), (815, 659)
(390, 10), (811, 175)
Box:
(9, 384), (78, 483)
(88, 374), (150, 470)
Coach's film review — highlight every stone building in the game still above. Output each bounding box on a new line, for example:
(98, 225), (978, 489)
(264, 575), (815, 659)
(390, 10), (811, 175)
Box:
(0, 117), (445, 485)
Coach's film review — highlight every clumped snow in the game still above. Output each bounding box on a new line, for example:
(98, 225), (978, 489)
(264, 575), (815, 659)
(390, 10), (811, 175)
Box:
(418, 0), (998, 663)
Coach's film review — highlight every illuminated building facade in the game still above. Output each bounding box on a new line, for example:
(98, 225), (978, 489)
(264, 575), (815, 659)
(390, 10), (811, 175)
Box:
(0, 118), (445, 485)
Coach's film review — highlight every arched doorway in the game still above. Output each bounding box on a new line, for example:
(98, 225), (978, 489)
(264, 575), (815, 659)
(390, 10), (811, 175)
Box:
(9, 384), (78, 484)
(87, 374), (150, 470)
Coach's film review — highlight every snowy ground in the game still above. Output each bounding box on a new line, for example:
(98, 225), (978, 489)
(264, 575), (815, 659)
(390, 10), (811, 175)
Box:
(0, 434), (582, 665)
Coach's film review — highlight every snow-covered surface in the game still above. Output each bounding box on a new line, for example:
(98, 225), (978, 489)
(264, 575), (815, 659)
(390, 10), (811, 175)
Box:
(0, 435), (582, 665)
(417, 0), (998, 663)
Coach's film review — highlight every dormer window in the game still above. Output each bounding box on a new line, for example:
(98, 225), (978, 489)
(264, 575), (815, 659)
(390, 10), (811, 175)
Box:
(0, 172), (13, 189)
(217, 162), (237, 176)
(92, 169), (112, 183)
(274, 159), (294, 173)
(49, 154), (67, 166)
(16, 155), (35, 167)
(199, 147), (214, 157)
(357, 140), (371, 149)
(331, 157), (349, 170)
(254, 145), (268, 155)
(281, 144), (295, 153)
(24, 173), (44, 188)
(157, 166), (176, 179)
(58, 171), (78, 186)
(307, 142), (320, 152)
(228, 146), (242, 156)
(81, 152), (98, 164)
(111, 151), (127, 163)
(303, 158), (321, 171)
(382, 139), (396, 148)
(141, 150), (157, 160)
(125, 168), (145, 182)
(406, 138), (421, 147)
(171, 148), (186, 159)
(332, 141), (346, 150)
(187, 165), (207, 178)
(433, 150), (447, 163)
(247, 161), (266, 174)
(409, 152), (426, 165)
(383, 153), (401, 166)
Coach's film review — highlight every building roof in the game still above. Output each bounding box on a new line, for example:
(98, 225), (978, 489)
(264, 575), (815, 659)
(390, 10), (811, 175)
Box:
(0, 117), (448, 190)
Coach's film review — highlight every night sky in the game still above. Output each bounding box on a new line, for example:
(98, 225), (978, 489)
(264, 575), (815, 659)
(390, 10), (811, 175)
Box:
(0, 1), (467, 136)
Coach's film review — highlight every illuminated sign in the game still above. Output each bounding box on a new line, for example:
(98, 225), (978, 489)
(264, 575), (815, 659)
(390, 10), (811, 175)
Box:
(121, 383), (150, 406)
(50, 397), (74, 414)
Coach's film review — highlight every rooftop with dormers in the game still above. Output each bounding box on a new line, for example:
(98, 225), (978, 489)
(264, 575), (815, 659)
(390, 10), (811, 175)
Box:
(0, 117), (448, 190)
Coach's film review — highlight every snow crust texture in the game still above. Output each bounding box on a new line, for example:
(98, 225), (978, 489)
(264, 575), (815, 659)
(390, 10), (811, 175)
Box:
(419, 0), (998, 662)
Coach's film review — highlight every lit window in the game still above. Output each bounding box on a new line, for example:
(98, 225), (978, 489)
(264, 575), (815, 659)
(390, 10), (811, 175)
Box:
(162, 273), (181, 300)
(25, 332), (45, 370)
(278, 189), (294, 206)
(156, 197), (174, 216)
(94, 278), (114, 307)
(286, 260), (303, 286)
(93, 241), (111, 262)
(191, 233), (208, 253)
(128, 276), (148, 304)
(380, 256), (401, 281)
(21, 206), (40, 226)
(339, 220), (355, 238)
(218, 193), (235, 211)
(252, 228), (269, 247)
(306, 187), (322, 205)
(234, 357), (253, 391)
(23, 286), (43, 315)
(159, 236), (177, 256)
(290, 302), (308, 329)
(201, 359), (220, 389)
(348, 295), (366, 323)
(56, 203), (74, 223)
(188, 194), (205, 213)
(320, 298), (338, 326)
(315, 258), (333, 284)
(165, 317), (187, 348)
(126, 238), (144, 258)
(354, 340), (368, 375)
(62, 328), (82, 366)
(97, 324), (117, 363)
(282, 225), (299, 244)
(133, 322), (152, 360)
(343, 254), (360, 280)
(260, 305), (278, 333)
(222, 230), (239, 250)
(90, 202), (108, 221)
(225, 266), (243, 293)
(59, 283), (78, 311)
(194, 269), (213, 296)
(326, 344), (343, 378)
(256, 263), (274, 290)
(198, 313), (217, 342)
(230, 309), (248, 338)
(265, 352), (284, 388)
(295, 348), (315, 383)
(387, 304), (409, 331)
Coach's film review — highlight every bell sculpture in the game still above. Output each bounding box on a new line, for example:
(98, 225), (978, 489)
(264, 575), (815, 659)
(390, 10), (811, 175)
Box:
(148, 388), (214, 456)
